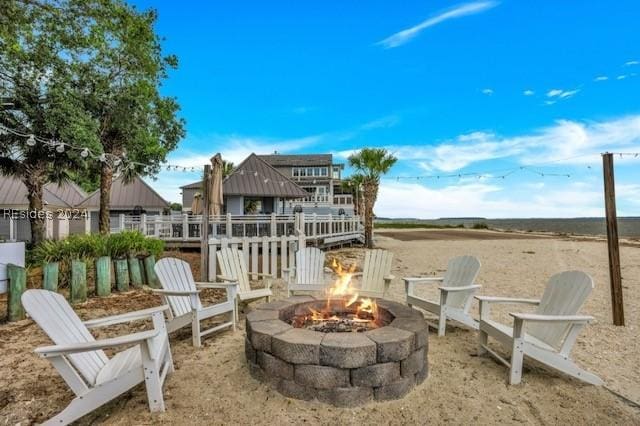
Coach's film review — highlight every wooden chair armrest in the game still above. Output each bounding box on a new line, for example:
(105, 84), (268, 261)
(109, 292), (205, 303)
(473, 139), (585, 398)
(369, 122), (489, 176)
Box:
(475, 296), (540, 305)
(439, 284), (481, 292)
(84, 305), (170, 329)
(403, 277), (444, 284)
(254, 272), (273, 278)
(35, 330), (161, 357)
(384, 275), (395, 281)
(150, 288), (200, 296)
(510, 313), (594, 323)
(323, 267), (333, 273)
(195, 281), (238, 288)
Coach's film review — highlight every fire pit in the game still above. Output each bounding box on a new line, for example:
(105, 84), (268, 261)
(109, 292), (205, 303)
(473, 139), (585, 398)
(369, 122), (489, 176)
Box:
(245, 295), (428, 406)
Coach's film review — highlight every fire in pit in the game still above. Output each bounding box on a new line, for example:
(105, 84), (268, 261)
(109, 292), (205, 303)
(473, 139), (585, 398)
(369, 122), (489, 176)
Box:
(288, 260), (381, 333)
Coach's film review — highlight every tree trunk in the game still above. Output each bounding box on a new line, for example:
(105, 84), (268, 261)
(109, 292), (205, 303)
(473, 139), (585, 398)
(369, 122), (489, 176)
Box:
(99, 161), (113, 234)
(24, 172), (47, 245)
(362, 180), (378, 249)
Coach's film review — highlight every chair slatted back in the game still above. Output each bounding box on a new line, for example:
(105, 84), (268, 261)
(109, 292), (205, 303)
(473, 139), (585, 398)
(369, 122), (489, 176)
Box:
(360, 249), (393, 297)
(155, 258), (203, 317)
(217, 248), (251, 293)
(296, 247), (326, 286)
(529, 271), (594, 349)
(442, 256), (481, 308)
(21, 290), (108, 386)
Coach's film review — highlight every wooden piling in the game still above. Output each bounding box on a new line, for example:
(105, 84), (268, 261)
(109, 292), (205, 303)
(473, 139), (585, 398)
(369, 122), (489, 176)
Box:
(114, 259), (130, 292)
(128, 256), (143, 288)
(70, 260), (87, 304)
(7, 264), (26, 322)
(42, 262), (59, 292)
(95, 256), (111, 297)
(602, 153), (625, 326)
(143, 255), (160, 288)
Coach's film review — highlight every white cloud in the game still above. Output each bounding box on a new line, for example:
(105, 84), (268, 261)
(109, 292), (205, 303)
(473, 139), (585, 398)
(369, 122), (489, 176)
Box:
(547, 89), (579, 99)
(481, 88), (494, 96)
(360, 115), (400, 130)
(624, 60), (639, 66)
(523, 90), (535, 96)
(617, 75), (627, 80)
(594, 76), (609, 81)
(544, 100), (556, 106)
(375, 181), (603, 218)
(335, 115), (640, 172)
(377, 1), (499, 48)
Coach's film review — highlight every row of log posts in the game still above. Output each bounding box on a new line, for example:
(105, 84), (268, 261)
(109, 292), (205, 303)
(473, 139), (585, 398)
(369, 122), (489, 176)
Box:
(5, 254), (162, 322)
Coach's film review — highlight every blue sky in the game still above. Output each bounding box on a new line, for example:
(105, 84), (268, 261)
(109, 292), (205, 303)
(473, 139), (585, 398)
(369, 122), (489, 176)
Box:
(134, 0), (640, 218)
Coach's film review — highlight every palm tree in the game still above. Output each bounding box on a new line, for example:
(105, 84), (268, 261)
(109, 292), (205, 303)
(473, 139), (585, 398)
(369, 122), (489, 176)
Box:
(348, 148), (397, 248)
(340, 174), (365, 217)
(222, 160), (234, 178)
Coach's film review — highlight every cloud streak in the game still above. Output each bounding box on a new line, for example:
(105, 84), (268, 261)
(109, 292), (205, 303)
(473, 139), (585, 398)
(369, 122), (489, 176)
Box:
(377, 1), (499, 49)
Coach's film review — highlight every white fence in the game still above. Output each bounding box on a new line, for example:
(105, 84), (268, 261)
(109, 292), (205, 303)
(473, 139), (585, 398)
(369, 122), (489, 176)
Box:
(113, 213), (362, 244)
(207, 234), (304, 281)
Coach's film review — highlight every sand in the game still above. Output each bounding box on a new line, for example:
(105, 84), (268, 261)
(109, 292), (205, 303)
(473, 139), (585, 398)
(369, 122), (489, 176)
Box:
(1, 231), (639, 425)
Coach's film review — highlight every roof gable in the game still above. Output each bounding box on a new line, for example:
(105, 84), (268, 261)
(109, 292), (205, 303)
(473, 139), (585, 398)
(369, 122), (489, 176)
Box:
(77, 175), (169, 209)
(45, 181), (88, 207)
(223, 154), (308, 198)
(0, 175), (70, 209)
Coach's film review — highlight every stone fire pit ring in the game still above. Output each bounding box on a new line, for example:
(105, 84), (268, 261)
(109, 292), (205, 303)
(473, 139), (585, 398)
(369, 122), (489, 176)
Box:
(245, 296), (429, 407)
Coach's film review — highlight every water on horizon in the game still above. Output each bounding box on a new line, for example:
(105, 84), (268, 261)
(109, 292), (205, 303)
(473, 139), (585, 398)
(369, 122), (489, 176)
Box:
(376, 217), (640, 238)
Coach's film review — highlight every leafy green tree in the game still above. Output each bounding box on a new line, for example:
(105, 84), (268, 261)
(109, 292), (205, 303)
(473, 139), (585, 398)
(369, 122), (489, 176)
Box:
(348, 148), (397, 248)
(0, 0), (100, 244)
(222, 160), (234, 178)
(71, 1), (185, 234)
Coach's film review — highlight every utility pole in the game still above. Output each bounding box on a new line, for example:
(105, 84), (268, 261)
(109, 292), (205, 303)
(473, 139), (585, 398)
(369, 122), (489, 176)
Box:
(602, 153), (625, 326)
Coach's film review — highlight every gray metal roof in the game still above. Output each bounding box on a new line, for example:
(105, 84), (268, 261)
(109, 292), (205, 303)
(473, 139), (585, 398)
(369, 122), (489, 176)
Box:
(224, 154), (308, 198)
(77, 175), (169, 209)
(180, 180), (202, 190)
(0, 175), (71, 209)
(258, 154), (333, 167)
(45, 181), (88, 207)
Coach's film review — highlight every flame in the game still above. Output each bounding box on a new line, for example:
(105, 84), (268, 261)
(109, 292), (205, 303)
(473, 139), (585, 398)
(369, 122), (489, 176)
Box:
(308, 258), (378, 323)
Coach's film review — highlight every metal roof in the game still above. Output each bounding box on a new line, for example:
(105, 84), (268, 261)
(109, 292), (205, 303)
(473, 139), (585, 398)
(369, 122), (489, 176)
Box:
(77, 175), (169, 209)
(180, 180), (202, 190)
(258, 154), (333, 167)
(0, 175), (71, 209)
(45, 181), (88, 207)
(224, 154), (309, 198)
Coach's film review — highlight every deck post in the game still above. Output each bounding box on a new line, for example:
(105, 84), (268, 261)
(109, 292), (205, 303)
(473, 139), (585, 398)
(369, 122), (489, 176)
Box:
(119, 214), (125, 232)
(9, 215), (14, 241)
(311, 213), (317, 237)
(140, 213), (147, 235)
(182, 214), (188, 240)
(154, 215), (161, 238)
(298, 212), (305, 235)
(270, 213), (277, 236)
(84, 212), (91, 234)
(226, 213), (232, 238)
(602, 153), (625, 326)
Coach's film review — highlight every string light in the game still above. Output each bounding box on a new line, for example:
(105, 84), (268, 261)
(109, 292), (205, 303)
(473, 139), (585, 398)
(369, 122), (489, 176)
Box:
(26, 135), (36, 146)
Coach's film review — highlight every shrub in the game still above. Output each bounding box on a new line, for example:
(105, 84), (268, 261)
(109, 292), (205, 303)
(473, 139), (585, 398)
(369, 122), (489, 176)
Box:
(472, 222), (489, 230)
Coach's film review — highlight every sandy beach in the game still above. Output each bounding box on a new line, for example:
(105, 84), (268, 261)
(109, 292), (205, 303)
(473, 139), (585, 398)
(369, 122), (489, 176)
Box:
(1, 229), (639, 425)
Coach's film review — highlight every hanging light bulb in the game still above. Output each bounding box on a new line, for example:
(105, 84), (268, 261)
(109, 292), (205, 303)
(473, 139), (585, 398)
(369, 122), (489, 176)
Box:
(114, 158), (121, 166)
(80, 148), (89, 158)
(26, 135), (36, 146)
(55, 142), (65, 153)
(166, 164), (171, 171)
(254, 171), (258, 177)
(99, 153), (107, 162)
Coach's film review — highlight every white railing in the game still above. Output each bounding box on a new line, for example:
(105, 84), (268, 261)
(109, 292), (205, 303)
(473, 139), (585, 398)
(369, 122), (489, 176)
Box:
(113, 212), (362, 243)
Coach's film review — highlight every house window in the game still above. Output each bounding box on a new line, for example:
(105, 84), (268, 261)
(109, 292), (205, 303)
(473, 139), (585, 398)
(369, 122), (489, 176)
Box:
(332, 166), (340, 179)
(292, 168), (299, 177)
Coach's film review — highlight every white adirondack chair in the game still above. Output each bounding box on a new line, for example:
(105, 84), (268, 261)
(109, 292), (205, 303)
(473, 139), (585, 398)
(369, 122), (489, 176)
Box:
(476, 270), (603, 385)
(153, 257), (237, 348)
(21, 290), (174, 425)
(283, 247), (332, 296)
(354, 249), (394, 298)
(216, 247), (272, 318)
(404, 255), (481, 336)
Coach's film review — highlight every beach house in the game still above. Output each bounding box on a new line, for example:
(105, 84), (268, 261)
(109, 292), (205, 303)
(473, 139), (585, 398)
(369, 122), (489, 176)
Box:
(181, 152), (355, 215)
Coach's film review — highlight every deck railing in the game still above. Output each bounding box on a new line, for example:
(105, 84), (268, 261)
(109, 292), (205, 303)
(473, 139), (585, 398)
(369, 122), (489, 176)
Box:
(113, 212), (363, 243)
